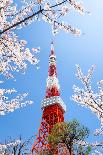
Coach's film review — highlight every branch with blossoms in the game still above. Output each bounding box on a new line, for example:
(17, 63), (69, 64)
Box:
(0, 0), (88, 78)
(0, 0), (87, 35)
(0, 81), (33, 115)
(0, 0), (40, 78)
(76, 140), (103, 155)
(71, 65), (103, 154)
(0, 31), (40, 79)
(72, 65), (103, 127)
(0, 139), (21, 155)
(0, 136), (34, 155)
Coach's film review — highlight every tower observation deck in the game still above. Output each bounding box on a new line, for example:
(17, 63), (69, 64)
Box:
(32, 43), (66, 154)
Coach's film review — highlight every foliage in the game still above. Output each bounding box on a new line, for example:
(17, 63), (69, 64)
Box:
(48, 120), (90, 154)
(73, 145), (92, 155)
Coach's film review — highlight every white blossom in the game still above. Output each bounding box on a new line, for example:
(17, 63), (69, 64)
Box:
(72, 65), (103, 154)
(0, 139), (21, 154)
(0, 0), (87, 77)
(0, 0), (40, 78)
(61, 6), (69, 16)
(0, 31), (39, 78)
(0, 0), (87, 35)
(0, 84), (33, 115)
(72, 65), (103, 125)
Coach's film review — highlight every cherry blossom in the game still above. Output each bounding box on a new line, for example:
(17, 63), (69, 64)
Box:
(0, 0), (87, 78)
(0, 84), (33, 115)
(0, 0), (87, 35)
(0, 0), (40, 78)
(0, 31), (39, 78)
(0, 139), (21, 154)
(72, 65), (103, 154)
(72, 65), (103, 126)
(0, 136), (35, 155)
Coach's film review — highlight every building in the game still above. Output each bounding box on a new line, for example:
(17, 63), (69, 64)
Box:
(32, 43), (67, 154)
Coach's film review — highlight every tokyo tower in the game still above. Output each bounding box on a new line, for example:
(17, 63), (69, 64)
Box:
(32, 43), (67, 154)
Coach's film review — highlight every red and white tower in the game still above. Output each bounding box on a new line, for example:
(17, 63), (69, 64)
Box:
(32, 43), (66, 154)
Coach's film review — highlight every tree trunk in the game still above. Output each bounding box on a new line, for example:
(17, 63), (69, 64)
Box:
(69, 146), (72, 155)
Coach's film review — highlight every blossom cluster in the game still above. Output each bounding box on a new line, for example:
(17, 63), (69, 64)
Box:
(0, 139), (21, 154)
(68, 0), (84, 14)
(42, 0), (85, 35)
(72, 65), (103, 126)
(95, 126), (103, 136)
(76, 140), (103, 155)
(0, 31), (40, 78)
(72, 65), (103, 154)
(0, 0), (88, 77)
(0, 0), (86, 34)
(0, 0), (87, 77)
(0, 85), (33, 115)
(0, 0), (40, 78)
(13, 0), (85, 34)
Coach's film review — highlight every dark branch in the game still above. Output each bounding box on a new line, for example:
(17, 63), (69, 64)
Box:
(0, 0), (68, 35)
(0, 9), (42, 35)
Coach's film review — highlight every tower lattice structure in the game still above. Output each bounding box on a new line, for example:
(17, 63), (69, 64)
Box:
(32, 43), (68, 155)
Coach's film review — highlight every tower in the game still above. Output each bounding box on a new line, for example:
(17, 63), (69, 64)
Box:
(32, 43), (66, 154)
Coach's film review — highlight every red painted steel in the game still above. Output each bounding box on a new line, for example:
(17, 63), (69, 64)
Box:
(32, 43), (68, 155)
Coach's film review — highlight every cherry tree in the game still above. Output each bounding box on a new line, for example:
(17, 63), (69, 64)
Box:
(0, 136), (34, 155)
(0, 0), (40, 115)
(0, 0), (87, 36)
(0, 0), (87, 78)
(0, 0), (87, 114)
(0, 0), (40, 79)
(0, 139), (21, 155)
(72, 65), (103, 154)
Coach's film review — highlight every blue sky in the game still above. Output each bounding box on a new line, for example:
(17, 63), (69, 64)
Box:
(0, 0), (103, 146)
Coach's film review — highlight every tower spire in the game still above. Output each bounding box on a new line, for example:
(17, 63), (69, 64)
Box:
(50, 41), (54, 55)
(41, 43), (66, 112)
(46, 42), (60, 98)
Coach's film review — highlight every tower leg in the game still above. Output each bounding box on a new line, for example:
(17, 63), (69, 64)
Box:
(32, 119), (50, 154)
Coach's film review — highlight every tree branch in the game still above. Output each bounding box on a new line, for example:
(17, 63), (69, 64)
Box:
(0, 0), (68, 35)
